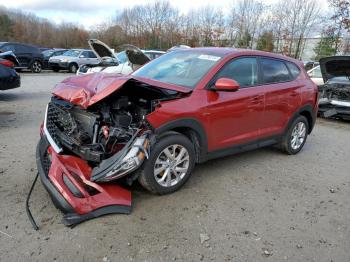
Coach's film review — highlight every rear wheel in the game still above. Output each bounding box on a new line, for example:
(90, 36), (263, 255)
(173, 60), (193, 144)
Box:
(138, 133), (195, 194)
(31, 61), (42, 73)
(68, 63), (78, 73)
(280, 115), (309, 155)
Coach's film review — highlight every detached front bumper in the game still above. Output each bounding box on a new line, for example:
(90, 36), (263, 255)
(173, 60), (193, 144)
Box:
(36, 135), (132, 227)
(318, 98), (350, 119)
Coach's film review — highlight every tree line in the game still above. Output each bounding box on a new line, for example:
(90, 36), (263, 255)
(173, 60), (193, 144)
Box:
(1, 0), (350, 60)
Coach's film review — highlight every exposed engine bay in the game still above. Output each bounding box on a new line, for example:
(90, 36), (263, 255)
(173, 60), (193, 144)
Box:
(318, 56), (350, 119)
(44, 81), (182, 182)
(320, 83), (350, 102)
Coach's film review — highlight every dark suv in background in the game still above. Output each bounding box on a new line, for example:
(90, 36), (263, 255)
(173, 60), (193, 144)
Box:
(0, 42), (44, 73)
(42, 49), (68, 69)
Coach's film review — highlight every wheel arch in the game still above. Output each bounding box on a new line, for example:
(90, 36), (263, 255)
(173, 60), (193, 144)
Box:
(69, 62), (78, 68)
(153, 118), (208, 163)
(286, 104), (316, 134)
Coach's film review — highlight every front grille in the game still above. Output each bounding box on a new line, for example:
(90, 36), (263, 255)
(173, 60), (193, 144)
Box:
(46, 102), (75, 149)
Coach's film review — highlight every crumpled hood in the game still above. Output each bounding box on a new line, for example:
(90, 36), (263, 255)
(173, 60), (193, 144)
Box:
(320, 56), (350, 82)
(52, 73), (190, 109)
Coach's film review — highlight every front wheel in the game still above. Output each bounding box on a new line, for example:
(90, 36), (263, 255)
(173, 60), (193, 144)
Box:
(68, 63), (78, 73)
(31, 61), (42, 73)
(280, 115), (309, 155)
(138, 133), (195, 194)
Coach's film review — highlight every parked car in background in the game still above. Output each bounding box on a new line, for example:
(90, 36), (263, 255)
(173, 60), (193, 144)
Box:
(39, 47), (51, 52)
(0, 42), (44, 73)
(304, 61), (318, 71)
(307, 65), (324, 86)
(49, 49), (99, 73)
(318, 56), (350, 120)
(42, 49), (68, 69)
(0, 52), (20, 90)
(0, 50), (19, 66)
(77, 39), (165, 75)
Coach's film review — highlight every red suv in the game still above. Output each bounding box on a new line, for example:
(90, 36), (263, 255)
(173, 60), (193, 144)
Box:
(36, 48), (318, 224)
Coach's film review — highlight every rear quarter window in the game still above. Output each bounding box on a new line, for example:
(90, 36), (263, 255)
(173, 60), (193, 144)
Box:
(286, 62), (301, 79)
(261, 58), (291, 84)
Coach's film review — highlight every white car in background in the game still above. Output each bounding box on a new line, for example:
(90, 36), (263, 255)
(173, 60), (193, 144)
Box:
(77, 39), (165, 75)
(307, 65), (324, 86)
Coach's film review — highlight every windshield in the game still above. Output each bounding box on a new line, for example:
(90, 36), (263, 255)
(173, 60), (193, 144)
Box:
(132, 50), (223, 89)
(43, 50), (54, 57)
(116, 51), (128, 64)
(62, 50), (81, 57)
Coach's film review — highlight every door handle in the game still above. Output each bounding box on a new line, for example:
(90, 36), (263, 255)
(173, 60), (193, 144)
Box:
(250, 96), (263, 104)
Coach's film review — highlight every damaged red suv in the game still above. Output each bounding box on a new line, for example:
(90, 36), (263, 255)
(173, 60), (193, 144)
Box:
(36, 48), (318, 226)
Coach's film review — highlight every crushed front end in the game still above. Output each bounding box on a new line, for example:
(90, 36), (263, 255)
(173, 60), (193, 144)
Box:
(318, 82), (350, 119)
(37, 94), (154, 226)
(318, 56), (350, 120)
(34, 74), (187, 226)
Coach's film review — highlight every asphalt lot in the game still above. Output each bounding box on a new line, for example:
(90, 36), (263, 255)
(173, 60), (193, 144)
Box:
(0, 72), (349, 262)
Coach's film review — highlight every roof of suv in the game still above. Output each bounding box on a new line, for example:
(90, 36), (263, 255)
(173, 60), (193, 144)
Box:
(180, 47), (302, 65)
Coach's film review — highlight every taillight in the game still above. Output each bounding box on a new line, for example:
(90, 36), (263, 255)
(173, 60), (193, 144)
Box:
(0, 59), (14, 68)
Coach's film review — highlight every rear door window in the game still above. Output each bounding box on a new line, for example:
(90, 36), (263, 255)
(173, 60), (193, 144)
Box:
(80, 51), (89, 58)
(261, 58), (291, 84)
(214, 57), (258, 87)
(15, 44), (30, 53)
(88, 51), (97, 58)
(0, 44), (16, 52)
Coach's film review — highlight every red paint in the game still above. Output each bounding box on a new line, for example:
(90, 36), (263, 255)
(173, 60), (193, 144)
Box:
(52, 73), (190, 109)
(0, 59), (14, 68)
(146, 49), (318, 151)
(52, 48), (318, 154)
(214, 78), (240, 91)
(47, 147), (131, 215)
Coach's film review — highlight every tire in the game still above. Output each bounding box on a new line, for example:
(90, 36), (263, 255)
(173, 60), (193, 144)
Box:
(280, 115), (309, 155)
(30, 60), (42, 73)
(138, 133), (195, 195)
(68, 63), (78, 73)
(52, 67), (60, 72)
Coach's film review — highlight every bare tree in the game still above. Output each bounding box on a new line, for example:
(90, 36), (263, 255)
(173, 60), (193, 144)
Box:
(229, 0), (266, 48)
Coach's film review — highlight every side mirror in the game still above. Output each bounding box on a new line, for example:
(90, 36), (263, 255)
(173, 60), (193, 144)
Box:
(214, 78), (240, 91)
(79, 55), (85, 58)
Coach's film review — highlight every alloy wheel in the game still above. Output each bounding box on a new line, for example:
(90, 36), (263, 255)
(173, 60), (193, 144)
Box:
(290, 122), (306, 150)
(32, 61), (41, 73)
(154, 144), (190, 187)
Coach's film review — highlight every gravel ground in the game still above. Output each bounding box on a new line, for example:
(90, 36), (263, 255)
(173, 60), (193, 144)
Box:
(0, 72), (349, 262)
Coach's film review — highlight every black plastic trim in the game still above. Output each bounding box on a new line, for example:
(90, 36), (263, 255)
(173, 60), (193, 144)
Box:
(286, 104), (317, 134)
(36, 135), (75, 214)
(154, 118), (208, 162)
(62, 205), (131, 227)
(206, 135), (281, 161)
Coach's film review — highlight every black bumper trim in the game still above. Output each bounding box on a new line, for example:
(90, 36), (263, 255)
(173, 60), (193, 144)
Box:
(62, 205), (131, 227)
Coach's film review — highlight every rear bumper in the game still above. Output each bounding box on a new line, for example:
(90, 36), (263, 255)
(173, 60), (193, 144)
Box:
(36, 135), (132, 227)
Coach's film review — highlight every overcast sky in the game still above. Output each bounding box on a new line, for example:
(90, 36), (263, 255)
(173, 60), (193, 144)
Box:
(0, 0), (328, 29)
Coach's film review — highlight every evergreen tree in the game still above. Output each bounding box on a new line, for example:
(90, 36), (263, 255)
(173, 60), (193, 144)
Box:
(314, 35), (337, 60)
(256, 31), (274, 52)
